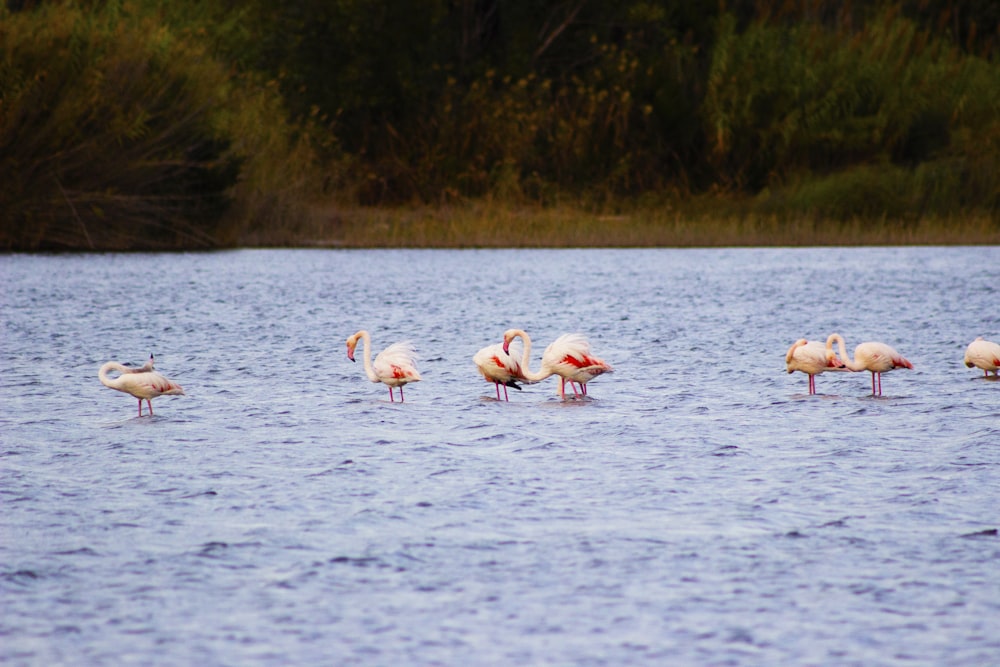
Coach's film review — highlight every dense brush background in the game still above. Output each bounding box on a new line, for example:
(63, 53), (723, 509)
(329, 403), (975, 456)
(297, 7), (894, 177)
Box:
(1, 0), (998, 249)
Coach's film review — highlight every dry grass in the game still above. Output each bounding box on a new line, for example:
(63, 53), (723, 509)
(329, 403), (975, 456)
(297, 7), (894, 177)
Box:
(242, 200), (1000, 248)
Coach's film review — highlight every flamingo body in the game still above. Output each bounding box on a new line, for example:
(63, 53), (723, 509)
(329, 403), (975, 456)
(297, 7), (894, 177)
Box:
(828, 334), (912, 396)
(346, 330), (420, 402)
(785, 335), (847, 395)
(473, 342), (531, 401)
(964, 337), (1000, 377)
(99, 355), (184, 416)
(503, 329), (612, 399)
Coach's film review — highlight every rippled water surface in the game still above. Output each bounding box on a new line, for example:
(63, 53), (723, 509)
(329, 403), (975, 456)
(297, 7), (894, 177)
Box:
(2, 247), (999, 665)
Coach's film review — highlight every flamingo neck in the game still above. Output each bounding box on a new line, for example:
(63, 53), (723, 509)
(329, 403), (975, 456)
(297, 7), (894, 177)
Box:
(511, 330), (551, 382)
(829, 334), (865, 371)
(99, 361), (130, 389)
(357, 331), (379, 383)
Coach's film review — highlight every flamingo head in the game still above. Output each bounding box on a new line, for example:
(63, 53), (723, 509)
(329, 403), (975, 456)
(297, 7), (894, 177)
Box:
(826, 351), (846, 369)
(502, 329), (519, 354)
(346, 334), (359, 362)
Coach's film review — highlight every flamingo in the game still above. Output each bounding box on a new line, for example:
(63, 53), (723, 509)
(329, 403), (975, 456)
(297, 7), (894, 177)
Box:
(99, 354), (184, 416)
(473, 341), (534, 401)
(785, 335), (848, 395)
(964, 337), (1000, 377)
(826, 334), (913, 396)
(503, 329), (613, 399)
(346, 330), (420, 402)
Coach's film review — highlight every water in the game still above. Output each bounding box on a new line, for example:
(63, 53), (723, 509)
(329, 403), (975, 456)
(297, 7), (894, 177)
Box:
(2, 247), (999, 666)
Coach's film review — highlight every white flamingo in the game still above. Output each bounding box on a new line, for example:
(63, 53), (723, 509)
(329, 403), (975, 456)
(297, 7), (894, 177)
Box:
(346, 330), (420, 402)
(964, 337), (1000, 378)
(99, 354), (184, 416)
(473, 341), (534, 401)
(503, 329), (613, 399)
(785, 335), (847, 395)
(827, 334), (913, 396)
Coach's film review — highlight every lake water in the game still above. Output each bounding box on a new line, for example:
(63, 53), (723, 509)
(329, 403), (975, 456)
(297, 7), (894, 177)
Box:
(2, 247), (999, 666)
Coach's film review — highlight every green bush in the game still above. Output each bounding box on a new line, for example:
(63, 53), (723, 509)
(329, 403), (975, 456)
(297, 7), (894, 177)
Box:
(0, 0), (323, 250)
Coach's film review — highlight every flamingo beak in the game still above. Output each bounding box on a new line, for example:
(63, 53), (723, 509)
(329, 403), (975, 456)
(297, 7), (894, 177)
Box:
(502, 341), (511, 354)
(347, 346), (356, 362)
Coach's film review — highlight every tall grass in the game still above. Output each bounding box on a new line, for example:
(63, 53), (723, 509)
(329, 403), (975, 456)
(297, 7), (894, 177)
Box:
(271, 201), (999, 248)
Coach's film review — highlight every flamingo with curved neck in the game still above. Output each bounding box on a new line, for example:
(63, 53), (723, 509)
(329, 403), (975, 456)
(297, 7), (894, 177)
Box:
(785, 334), (847, 395)
(503, 329), (613, 399)
(99, 354), (184, 416)
(346, 330), (420, 402)
(826, 333), (913, 396)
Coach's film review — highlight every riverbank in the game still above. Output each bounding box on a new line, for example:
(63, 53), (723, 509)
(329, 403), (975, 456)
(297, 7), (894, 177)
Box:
(238, 202), (1000, 249)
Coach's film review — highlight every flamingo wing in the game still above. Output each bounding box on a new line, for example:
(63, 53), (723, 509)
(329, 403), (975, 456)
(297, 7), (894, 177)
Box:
(118, 371), (184, 399)
(542, 333), (613, 382)
(474, 343), (525, 386)
(374, 341), (421, 385)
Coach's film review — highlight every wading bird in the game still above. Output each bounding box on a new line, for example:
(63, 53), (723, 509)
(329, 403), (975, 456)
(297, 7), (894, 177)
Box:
(785, 335), (847, 395)
(964, 337), (1000, 378)
(346, 330), (420, 402)
(826, 334), (913, 396)
(503, 329), (613, 399)
(473, 341), (534, 401)
(99, 354), (184, 416)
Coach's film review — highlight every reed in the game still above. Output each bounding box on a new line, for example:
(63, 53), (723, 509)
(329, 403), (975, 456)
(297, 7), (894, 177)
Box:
(264, 200), (1000, 248)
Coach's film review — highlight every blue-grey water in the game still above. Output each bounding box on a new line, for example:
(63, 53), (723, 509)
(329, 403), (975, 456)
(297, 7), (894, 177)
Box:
(2, 247), (999, 666)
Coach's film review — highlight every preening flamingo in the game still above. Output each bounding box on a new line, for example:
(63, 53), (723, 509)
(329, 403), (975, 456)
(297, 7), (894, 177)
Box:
(503, 329), (613, 399)
(99, 354), (184, 416)
(785, 335), (847, 395)
(346, 330), (420, 402)
(827, 334), (913, 396)
(473, 341), (533, 401)
(964, 337), (1000, 377)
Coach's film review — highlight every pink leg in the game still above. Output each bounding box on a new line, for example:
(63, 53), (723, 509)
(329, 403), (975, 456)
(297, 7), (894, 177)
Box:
(495, 383), (502, 400)
(877, 373), (882, 396)
(399, 386), (405, 402)
(147, 399), (154, 415)
(569, 381), (582, 397)
(502, 384), (509, 402)
(388, 386), (395, 402)
(581, 383), (588, 396)
(558, 377), (566, 399)
(138, 399), (143, 417)
(808, 375), (815, 395)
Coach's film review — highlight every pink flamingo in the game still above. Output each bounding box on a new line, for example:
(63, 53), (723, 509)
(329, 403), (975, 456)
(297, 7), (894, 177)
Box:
(503, 329), (613, 399)
(99, 354), (184, 416)
(346, 330), (421, 402)
(827, 334), (913, 396)
(964, 337), (1000, 378)
(473, 341), (534, 401)
(785, 335), (847, 395)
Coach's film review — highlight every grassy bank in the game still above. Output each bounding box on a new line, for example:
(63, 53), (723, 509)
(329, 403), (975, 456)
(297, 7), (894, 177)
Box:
(243, 201), (1000, 248)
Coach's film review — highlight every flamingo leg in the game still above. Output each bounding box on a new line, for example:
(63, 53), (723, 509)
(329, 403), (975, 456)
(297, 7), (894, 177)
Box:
(808, 374), (815, 395)
(502, 384), (510, 402)
(137, 398), (143, 417)
(388, 386), (395, 402)
(571, 381), (582, 397)
(399, 386), (405, 402)
(147, 399), (154, 416)
(495, 382), (502, 401)
(877, 373), (882, 396)
(581, 383), (588, 396)
(558, 377), (566, 399)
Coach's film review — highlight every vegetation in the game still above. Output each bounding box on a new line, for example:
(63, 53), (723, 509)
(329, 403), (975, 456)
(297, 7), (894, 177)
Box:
(1, 0), (998, 250)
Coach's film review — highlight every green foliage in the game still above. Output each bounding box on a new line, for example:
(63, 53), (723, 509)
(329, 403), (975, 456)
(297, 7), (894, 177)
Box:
(1, 0), (998, 249)
(0, 0), (323, 250)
